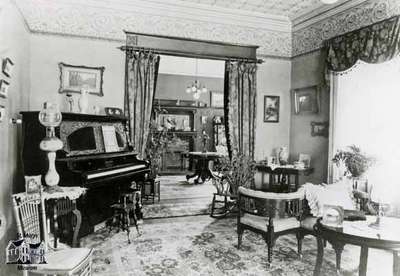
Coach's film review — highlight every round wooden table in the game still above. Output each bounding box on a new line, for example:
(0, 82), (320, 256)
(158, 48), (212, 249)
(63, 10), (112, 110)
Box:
(313, 216), (400, 276)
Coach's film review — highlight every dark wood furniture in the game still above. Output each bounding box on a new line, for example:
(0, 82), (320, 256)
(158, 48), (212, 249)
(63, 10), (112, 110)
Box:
(141, 179), (160, 204)
(256, 164), (314, 192)
(109, 190), (141, 244)
(185, 151), (223, 184)
(313, 216), (400, 276)
(20, 112), (150, 238)
(237, 186), (305, 264)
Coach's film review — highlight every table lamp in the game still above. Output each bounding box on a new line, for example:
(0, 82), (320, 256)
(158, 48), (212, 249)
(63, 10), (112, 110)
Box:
(39, 102), (63, 192)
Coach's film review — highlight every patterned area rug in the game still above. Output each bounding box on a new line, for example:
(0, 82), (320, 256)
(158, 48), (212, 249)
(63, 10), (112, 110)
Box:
(81, 216), (392, 276)
(142, 176), (215, 219)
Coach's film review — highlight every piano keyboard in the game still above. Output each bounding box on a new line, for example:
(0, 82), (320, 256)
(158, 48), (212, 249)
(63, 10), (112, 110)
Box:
(86, 164), (147, 180)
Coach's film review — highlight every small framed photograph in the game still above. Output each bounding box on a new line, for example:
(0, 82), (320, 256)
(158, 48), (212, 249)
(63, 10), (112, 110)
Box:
(58, 62), (105, 96)
(24, 175), (42, 194)
(264, 95), (279, 123)
(292, 85), (320, 114)
(0, 105), (5, 122)
(322, 205), (344, 227)
(0, 80), (10, 98)
(311, 121), (329, 137)
(2, 58), (14, 78)
(298, 153), (311, 168)
(210, 91), (223, 108)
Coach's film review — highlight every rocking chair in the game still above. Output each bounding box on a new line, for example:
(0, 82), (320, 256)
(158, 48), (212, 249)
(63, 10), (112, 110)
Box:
(210, 169), (237, 218)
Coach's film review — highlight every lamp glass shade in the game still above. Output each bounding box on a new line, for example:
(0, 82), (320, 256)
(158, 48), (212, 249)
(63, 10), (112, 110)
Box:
(39, 102), (62, 128)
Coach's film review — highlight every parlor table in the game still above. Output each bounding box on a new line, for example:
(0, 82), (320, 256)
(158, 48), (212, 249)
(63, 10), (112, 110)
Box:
(313, 216), (400, 276)
(185, 151), (225, 184)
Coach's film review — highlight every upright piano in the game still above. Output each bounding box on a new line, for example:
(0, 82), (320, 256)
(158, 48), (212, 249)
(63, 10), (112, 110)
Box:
(20, 112), (150, 237)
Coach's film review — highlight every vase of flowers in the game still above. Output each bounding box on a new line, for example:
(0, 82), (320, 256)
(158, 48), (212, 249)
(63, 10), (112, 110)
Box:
(332, 145), (374, 178)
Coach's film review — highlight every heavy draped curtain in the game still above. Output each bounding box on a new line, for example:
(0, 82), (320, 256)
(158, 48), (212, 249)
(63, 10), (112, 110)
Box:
(326, 15), (400, 73)
(224, 61), (257, 160)
(124, 50), (160, 158)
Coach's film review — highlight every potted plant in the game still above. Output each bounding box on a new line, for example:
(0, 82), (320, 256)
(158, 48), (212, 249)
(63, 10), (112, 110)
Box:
(332, 145), (374, 178)
(218, 154), (256, 195)
(145, 120), (169, 179)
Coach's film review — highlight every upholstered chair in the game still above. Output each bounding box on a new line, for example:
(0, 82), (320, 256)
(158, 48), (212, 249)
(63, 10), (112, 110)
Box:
(237, 186), (305, 263)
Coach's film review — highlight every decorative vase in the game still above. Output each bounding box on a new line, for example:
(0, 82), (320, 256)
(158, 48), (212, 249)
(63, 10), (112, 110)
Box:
(78, 88), (89, 114)
(278, 146), (289, 165)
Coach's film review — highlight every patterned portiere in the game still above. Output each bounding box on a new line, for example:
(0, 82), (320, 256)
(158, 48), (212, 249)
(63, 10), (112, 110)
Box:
(224, 62), (257, 159)
(124, 50), (160, 158)
(326, 15), (400, 72)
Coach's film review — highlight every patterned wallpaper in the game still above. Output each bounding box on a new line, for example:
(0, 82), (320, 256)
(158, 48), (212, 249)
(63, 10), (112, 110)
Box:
(293, 0), (400, 56)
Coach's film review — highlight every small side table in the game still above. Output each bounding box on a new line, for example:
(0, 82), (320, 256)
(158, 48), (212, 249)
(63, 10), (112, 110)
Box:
(313, 216), (400, 276)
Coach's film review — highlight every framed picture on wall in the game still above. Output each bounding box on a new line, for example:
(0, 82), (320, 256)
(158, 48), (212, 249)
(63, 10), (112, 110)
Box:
(292, 85), (320, 114)
(0, 105), (5, 122)
(0, 80), (10, 98)
(311, 121), (329, 137)
(264, 95), (279, 123)
(58, 62), (105, 96)
(2, 58), (14, 78)
(210, 91), (224, 108)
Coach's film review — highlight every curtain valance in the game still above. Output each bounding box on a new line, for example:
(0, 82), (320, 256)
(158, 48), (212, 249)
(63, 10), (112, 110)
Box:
(326, 16), (400, 72)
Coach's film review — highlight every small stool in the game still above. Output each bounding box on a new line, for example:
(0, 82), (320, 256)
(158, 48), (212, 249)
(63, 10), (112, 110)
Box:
(141, 179), (160, 204)
(108, 191), (141, 243)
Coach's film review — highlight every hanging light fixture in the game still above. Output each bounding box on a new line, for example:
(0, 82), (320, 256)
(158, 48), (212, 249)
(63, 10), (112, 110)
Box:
(186, 59), (208, 99)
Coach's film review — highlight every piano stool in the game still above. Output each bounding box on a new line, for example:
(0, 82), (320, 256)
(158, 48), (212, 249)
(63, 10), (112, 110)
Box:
(108, 191), (141, 244)
(141, 179), (161, 204)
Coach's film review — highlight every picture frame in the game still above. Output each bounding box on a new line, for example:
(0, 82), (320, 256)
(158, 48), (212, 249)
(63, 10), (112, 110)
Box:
(0, 105), (5, 122)
(298, 153), (311, 168)
(58, 62), (105, 96)
(210, 91), (224, 108)
(2, 58), (14, 78)
(292, 85), (320, 115)
(0, 79), (10, 98)
(322, 205), (344, 227)
(311, 121), (329, 137)
(158, 113), (191, 131)
(264, 95), (279, 123)
(24, 175), (42, 194)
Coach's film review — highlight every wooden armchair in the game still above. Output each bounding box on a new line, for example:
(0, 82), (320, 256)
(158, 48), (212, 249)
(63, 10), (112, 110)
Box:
(237, 186), (305, 264)
(12, 188), (93, 275)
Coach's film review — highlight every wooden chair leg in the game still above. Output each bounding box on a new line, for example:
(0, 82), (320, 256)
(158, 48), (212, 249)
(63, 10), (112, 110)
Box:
(266, 218), (274, 263)
(237, 225), (244, 249)
(296, 231), (304, 258)
(210, 194), (216, 217)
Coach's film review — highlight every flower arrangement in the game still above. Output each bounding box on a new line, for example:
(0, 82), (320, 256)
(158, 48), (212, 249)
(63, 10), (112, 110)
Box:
(217, 154), (256, 195)
(332, 145), (374, 178)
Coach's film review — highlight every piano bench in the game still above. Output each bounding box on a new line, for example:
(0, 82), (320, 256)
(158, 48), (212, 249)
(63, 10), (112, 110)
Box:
(141, 179), (160, 204)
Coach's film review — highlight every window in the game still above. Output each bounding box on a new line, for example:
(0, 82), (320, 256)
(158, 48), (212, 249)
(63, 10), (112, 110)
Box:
(331, 57), (400, 203)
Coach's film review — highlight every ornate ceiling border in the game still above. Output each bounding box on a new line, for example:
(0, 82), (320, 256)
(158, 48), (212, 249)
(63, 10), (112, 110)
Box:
(14, 0), (292, 57)
(292, 0), (400, 57)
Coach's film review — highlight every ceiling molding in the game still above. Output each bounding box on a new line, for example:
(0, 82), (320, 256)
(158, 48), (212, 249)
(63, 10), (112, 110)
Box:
(292, 0), (400, 56)
(292, 0), (368, 31)
(15, 0), (292, 57)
